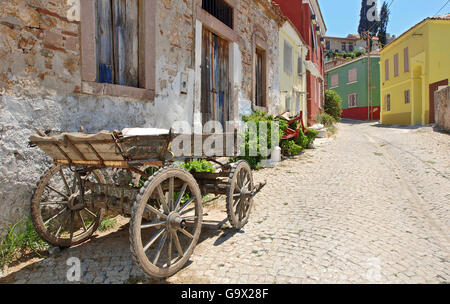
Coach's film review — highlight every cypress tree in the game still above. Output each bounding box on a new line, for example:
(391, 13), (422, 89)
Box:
(378, 1), (390, 47)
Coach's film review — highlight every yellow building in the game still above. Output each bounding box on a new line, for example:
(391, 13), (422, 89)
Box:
(279, 20), (309, 126)
(380, 15), (450, 125)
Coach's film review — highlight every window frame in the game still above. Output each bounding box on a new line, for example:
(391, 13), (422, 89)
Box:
(330, 73), (339, 89)
(404, 89), (410, 104)
(394, 53), (399, 77)
(197, 0), (238, 43)
(347, 93), (358, 108)
(283, 40), (293, 75)
(255, 46), (267, 108)
(201, 0), (234, 29)
(285, 96), (291, 112)
(386, 94), (391, 111)
(347, 68), (358, 84)
(385, 59), (390, 81)
(404, 47), (410, 73)
(80, 0), (155, 100)
(297, 55), (303, 76)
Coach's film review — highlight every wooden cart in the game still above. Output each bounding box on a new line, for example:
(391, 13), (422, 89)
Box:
(28, 129), (265, 278)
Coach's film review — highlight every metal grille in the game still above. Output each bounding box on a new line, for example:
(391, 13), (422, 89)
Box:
(202, 0), (233, 29)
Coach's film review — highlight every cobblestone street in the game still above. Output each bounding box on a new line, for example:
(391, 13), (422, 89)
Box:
(1, 121), (449, 284)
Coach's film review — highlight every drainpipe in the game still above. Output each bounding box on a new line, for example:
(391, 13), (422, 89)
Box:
(251, 31), (257, 112)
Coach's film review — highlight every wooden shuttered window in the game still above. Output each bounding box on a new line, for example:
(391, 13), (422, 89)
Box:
(284, 40), (292, 75)
(330, 74), (339, 88)
(347, 93), (357, 108)
(202, 0), (233, 29)
(297, 56), (303, 76)
(385, 59), (389, 81)
(385, 94), (391, 111)
(404, 47), (409, 73)
(404, 90), (410, 104)
(348, 68), (357, 83)
(255, 48), (266, 107)
(285, 96), (291, 111)
(394, 54), (399, 77)
(96, 0), (141, 88)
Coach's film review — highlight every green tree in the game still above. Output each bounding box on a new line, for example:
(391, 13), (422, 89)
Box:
(324, 90), (343, 121)
(358, 0), (380, 51)
(378, 1), (390, 47)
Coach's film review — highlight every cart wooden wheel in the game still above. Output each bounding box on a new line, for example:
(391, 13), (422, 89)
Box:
(31, 164), (106, 248)
(130, 166), (203, 278)
(226, 160), (254, 229)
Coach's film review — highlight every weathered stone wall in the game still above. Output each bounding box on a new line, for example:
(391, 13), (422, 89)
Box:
(0, 0), (192, 237)
(435, 85), (450, 132)
(0, 0), (281, 237)
(237, 0), (281, 115)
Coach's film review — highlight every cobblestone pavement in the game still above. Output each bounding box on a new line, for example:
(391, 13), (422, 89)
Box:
(1, 121), (449, 284)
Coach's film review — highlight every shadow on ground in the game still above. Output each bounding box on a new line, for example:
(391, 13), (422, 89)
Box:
(0, 212), (239, 284)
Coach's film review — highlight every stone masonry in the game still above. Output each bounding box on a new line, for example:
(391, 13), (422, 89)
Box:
(0, 0), (284, 237)
(435, 85), (450, 132)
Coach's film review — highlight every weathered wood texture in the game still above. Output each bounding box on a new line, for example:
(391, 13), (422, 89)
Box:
(201, 28), (229, 125)
(96, 0), (140, 87)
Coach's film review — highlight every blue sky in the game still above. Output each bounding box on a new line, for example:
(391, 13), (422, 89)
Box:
(319, 0), (450, 37)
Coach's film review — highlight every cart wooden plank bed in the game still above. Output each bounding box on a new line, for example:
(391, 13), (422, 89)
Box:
(29, 128), (265, 278)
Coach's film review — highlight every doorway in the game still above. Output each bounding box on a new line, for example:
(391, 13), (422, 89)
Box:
(201, 28), (229, 126)
(429, 79), (448, 123)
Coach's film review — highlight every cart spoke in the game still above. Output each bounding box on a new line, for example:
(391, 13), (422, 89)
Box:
(233, 197), (241, 207)
(243, 179), (250, 190)
(167, 232), (173, 267)
(59, 169), (71, 195)
(141, 221), (166, 229)
(83, 207), (97, 218)
(239, 170), (246, 188)
(168, 177), (174, 210)
(178, 228), (193, 239)
(56, 211), (70, 237)
(152, 231), (167, 264)
(145, 204), (167, 219)
(46, 185), (70, 200)
(77, 211), (87, 232)
(44, 207), (67, 226)
(69, 212), (75, 240)
(143, 228), (165, 252)
(172, 231), (183, 257)
(156, 185), (170, 214)
(41, 200), (68, 206)
(235, 199), (243, 216)
(174, 183), (187, 212)
(182, 215), (198, 221)
(236, 171), (242, 188)
(178, 197), (195, 214)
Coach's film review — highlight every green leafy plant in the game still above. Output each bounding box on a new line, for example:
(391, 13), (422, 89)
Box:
(325, 90), (343, 121)
(317, 112), (336, 127)
(98, 216), (117, 232)
(292, 129), (309, 150)
(305, 129), (319, 147)
(0, 219), (49, 268)
(180, 159), (215, 173)
(232, 111), (283, 169)
(281, 140), (303, 156)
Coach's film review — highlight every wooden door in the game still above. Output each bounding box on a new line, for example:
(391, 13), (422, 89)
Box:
(201, 28), (229, 126)
(429, 79), (448, 123)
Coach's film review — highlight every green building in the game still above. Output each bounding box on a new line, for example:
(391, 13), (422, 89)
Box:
(326, 55), (381, 120)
